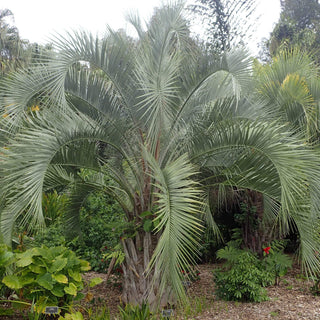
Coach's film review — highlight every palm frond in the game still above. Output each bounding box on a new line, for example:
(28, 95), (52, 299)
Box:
(146, 152), (203, 301)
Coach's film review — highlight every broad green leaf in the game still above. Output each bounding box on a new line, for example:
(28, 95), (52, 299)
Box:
(51, 285), (65, 297)
(89, 277), (103, 288)
(29, 264), (46, 274)
(16, 248), (41, 267)
(2, 275), (22, 289)
(53, 274), (68, 284)
(0, 249), (14, 266)
(21, 275), (35, 286)
(49, 258), (68, 273)
(16, 253), (33, 267)
(140, 211), (152, 218)
(64, 283), (77, 296)
(143, 219), (153, 232)
(37, 273), (53, 290)
(68, 269), (81, 282)
(74, 292), (85, 301)
(79, 260), (90, 272)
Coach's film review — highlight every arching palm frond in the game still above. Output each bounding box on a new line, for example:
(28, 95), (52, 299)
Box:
(147, 153), (203, 301)
(254, 49), (320, 139)
(188, 118), (320, 273)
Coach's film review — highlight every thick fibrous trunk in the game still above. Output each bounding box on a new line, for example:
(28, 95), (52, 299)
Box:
(121, 231), (174, 310)
(243, 190), (273, 254)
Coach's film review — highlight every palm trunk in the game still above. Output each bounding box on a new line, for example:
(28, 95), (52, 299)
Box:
(242, 190), (273, 254)
(121, 231), (174, 310)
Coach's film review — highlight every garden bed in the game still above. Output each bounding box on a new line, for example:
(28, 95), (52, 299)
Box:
(1, 263), (320, 319)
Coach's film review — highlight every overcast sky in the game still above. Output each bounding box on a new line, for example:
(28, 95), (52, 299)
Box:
(1, 0), (281, 55)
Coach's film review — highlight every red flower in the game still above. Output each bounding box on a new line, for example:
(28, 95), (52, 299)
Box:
(263, 246), (271, 255)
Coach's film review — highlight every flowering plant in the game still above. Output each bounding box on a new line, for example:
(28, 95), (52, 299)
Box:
(263, 246), (271, 255)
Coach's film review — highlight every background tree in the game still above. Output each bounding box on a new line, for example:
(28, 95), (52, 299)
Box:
(189, 0), (257, 54)
(0, 8), (54, 76)
(0, 9), (26, 74)
(267, 0), (320, 60)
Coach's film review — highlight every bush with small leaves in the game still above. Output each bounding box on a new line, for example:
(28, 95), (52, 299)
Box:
(214, 245), (272, 302)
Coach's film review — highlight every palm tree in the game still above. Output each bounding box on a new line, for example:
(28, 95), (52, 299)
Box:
(1, 3), (320, 308)
(254, 48), (320, 142)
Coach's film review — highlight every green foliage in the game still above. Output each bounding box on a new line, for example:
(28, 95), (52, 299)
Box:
(214, 239), (293, 302)
(0, 244), (15, 297)
(118, 302), (156, 320)
(33, 223), (66, 248)
(214, 244), (272, 302)
(310, 278), (320, 296)
(42, 191), (69, 226)
(33, 191), (125, 273)
(2, 2), (320, 306)
(2, 246), (91, 308)
(267, 0), (320, 61)
(103, 244), (125, 267)
(86, 306), (111, 320)
(261, 240), (292, 285)
(58, 311), (84, 320)
(68, 192), (125, 272)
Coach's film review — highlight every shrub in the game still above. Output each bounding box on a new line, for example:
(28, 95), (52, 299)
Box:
(213, 245), (272, 302)
(32, 190), (125, 273)
(261, 240), (292, 285)
(67, 191), (125, 272)
(2, 246), (96, 309)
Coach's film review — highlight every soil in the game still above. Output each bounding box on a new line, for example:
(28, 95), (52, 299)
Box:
(1, 263), (320, 319)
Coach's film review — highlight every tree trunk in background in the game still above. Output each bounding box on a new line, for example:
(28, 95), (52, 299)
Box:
(242, 190), (273, 255)
(121, 231), (175, 310)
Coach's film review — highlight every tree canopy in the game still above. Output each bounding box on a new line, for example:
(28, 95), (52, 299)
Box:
(268, 0), (320, 60)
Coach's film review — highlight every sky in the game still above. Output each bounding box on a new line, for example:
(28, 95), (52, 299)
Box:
(1, 0), (281, 55)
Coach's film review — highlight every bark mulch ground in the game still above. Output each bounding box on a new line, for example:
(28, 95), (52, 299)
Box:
(82, 263), (320, 319)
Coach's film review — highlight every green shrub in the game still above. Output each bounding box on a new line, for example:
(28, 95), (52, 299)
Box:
(33, 223), (66, 248)
(213, 245), (272, 302)
(2, 246), (94, 309)
(261, 241), (292, 285)
(67, 191), (125, 272)
(32, 190), (125, 273)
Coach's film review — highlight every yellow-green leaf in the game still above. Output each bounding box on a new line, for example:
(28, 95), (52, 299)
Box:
(53, 274), (68, 284)
(64, 283), (77, 296)
(79, 260), (90, 272)
(89, 277), (103, 288)
(2, 275), (22, 289)
(68, 269), (81, 282)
